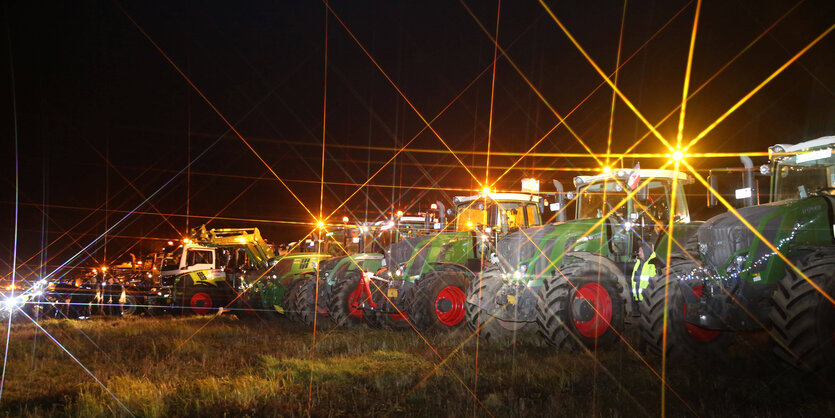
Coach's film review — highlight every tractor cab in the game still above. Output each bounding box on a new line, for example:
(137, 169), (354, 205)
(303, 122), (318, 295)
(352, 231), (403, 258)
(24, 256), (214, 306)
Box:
(572, 168), (693, 264)
(767, 136), (835, 201)
(452, 193), (543, 233)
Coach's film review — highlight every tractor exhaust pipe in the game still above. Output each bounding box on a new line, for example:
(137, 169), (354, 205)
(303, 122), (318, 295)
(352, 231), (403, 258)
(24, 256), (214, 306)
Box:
(552, 180), (567, 222)
(740, 155), (757, 206)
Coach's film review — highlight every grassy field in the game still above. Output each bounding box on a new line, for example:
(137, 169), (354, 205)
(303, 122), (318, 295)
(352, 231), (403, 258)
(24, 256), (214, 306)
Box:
(0, 314), (832, 417)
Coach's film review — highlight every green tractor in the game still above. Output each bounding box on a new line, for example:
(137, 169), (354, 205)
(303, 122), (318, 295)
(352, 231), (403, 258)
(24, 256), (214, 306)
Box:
(467, 168), (699, 347)
(253, 237), (331, 319)
(359, 191), (546, 332)
(640, 136), (835, 372)
(285, 208), (444, 327)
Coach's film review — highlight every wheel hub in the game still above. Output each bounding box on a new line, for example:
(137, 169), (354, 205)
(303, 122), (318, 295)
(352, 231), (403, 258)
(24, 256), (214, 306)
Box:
(434, 285), (465, 326)
(572, 297), (595, 322)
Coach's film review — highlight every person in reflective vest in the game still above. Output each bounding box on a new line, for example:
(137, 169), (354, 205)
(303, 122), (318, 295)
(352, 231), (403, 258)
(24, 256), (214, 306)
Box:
(631, 242), (661, 302)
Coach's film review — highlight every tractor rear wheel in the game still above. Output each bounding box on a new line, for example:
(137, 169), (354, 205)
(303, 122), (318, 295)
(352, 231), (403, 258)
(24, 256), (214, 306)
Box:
(537, 261), (625, 351)
(410, 269), (469, 332)
(467, 267), (541, 345)
(770, 250), (835, 373)
(186, 286), (218, 315)
(296, 276), (329, 327)
(364, 280), (410, 331)
(639, 259), (733, 358)
(328, 271), (366, 328)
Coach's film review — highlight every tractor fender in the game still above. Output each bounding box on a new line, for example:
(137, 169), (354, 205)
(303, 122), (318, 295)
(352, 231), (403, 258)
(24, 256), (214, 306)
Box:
(561, 252), (633, 317)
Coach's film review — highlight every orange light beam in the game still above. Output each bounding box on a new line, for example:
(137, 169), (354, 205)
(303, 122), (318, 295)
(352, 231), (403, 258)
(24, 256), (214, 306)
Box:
(676, 0), (701, 151)
(323, 1), (482, 187)
(612, 0), (804, 167)
(323, 55), (493, 222)
(686, 22), (835, 151)
(538, 0), (673, 151)
(459, 0), (603, 168)
(660, 162), (681, 417)
(319, 9), (329, 225)
(485, 0), (502, 194)
(115, 2), (316, 220)
(607, 0), (628, 169)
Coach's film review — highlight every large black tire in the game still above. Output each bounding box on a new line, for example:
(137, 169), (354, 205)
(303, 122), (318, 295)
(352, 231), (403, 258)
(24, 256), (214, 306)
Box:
(118, 293), (139, 317)
(328, 271), (366, 328)
(185, 285), (218, 315)
(282, 278), (306, 321)
(639, 257), (734, 358)
(537, 261), (626, 351)
(295, 276), (329, 327)
(466, 267), (542, 345)
(409, 269), (470, 333)
(770, 250), (835, 373)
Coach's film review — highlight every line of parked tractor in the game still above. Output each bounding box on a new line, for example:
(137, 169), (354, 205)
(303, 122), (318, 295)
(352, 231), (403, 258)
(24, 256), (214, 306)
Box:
(3, 136), (833, 372)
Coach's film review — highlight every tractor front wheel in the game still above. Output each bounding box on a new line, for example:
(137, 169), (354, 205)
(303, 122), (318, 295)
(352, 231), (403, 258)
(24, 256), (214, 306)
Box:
(467, 267), (542, 345)
(186, 286), (217, 315)
(770, 250), (835, 373)
(328, 271), (366, 327)
(537, 261), (625, 351)
(410, 269), (469, 332)
(639, 261), (733, 358)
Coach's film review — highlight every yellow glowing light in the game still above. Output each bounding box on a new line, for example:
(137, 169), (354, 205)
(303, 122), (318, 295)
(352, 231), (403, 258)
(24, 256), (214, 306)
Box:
(342, 216), (349, 223)
(467, 221), (473, 229)
(482, 186), (491, 194)
(672, 150), (684, 162)
(101, 266), (108, 272)
(317, 220), (325, 229)
(183, 238), (191, 244)
(396, 211), (403, 218)
(167, 241), (174, 246)
(602, 166), (612, 174)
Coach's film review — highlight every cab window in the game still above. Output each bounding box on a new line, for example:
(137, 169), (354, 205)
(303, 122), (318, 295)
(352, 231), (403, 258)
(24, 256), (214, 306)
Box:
(186, 250), (213, 267)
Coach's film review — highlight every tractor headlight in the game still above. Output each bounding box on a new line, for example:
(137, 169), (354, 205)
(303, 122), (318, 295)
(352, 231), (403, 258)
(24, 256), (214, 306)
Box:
(759, 164), (771, 175)
(1, 295), (25, 311)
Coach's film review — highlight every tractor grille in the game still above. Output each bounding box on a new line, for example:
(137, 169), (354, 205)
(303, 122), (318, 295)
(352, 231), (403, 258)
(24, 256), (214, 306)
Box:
(697, 204), (782, 270)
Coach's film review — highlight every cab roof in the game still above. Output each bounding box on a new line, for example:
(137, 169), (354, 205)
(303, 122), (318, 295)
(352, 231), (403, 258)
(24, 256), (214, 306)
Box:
(771, 135), (835, 154)
(575, 169), (690, 187)
(453, 193), (540, 204)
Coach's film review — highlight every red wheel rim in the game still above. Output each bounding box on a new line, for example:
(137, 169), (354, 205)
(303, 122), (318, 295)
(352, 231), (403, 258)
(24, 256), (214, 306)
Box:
(389, 312), (408, 321)
(683, 285), (720, 342)
(190, 292), (212, 315)
(572, 282), (612, 338)
(347, 284), (365, 319)
(434, 286), (466, 326)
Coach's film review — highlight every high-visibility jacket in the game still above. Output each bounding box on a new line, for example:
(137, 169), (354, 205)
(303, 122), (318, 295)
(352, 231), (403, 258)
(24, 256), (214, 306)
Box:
(631, 252), (657, 301)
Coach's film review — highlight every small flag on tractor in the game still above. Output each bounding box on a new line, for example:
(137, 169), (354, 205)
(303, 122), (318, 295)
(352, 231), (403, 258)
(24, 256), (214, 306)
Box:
(627, 162), (641, 190)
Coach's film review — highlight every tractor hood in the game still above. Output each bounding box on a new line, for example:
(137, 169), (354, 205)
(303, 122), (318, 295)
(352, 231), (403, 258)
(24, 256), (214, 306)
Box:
(384, 232), (470, 277)
(696, 197), (831, 271)
(495, 220), (606, 281)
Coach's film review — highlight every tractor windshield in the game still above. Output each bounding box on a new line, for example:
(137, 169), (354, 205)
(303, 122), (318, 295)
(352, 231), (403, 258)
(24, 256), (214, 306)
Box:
(160, 247), (183, 271)
(455, 199), (540, 232)
(774, 148), (835, 201)
(578, 179), (687, 224)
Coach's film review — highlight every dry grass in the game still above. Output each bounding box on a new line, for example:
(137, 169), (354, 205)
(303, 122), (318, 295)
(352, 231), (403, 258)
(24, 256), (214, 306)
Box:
(0, 315), (832, 417)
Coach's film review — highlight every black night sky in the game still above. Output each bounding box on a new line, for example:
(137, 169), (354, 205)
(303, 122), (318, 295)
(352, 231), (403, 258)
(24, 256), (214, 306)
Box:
(1, 1), (834, 273)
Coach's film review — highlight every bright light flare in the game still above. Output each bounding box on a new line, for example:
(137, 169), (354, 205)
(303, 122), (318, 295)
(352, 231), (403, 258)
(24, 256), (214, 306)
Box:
(602, 166), (612, 174)
(317, 220), (325, 229)
(671, 150), (684, 162)
(482, 187), (491, 195)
